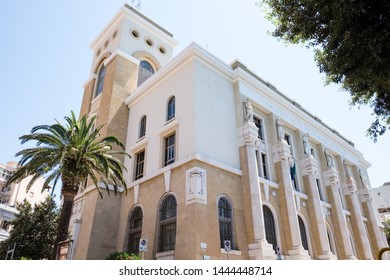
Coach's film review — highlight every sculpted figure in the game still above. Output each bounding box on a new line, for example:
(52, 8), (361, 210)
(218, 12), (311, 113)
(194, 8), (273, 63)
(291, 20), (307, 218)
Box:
(324, 148), (333, 168)
(302, 133), (312, 156)
(243, 98), (254, 123)
(359, 169), (368, 187)
(343, 160), (351, 178)
(276, 119), (285, 141)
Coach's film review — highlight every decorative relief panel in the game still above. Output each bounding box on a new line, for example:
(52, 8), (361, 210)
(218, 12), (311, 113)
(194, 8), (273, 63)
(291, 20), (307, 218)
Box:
(186, 167), (207, 205)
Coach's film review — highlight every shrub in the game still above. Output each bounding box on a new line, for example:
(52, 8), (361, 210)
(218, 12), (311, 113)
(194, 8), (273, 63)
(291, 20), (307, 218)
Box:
(106, 252), (141, 260)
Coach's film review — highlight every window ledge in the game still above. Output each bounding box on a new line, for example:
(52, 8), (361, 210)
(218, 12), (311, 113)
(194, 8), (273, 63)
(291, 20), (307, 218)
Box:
(220, 249), (242, 256)
(155, 250), (175, 260)
(128, 137), (149, 154)
(158, 119), (179, 136)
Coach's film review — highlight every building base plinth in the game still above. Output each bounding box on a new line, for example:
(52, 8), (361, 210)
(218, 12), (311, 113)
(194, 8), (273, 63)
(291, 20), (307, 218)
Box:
(318, 252), (338, 260)
(248, 241), (276, 260)
(285, 247), (311, 260)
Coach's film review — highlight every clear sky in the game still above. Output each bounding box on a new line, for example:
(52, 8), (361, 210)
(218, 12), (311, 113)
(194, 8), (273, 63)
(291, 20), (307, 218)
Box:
(1, 0), (389, 200)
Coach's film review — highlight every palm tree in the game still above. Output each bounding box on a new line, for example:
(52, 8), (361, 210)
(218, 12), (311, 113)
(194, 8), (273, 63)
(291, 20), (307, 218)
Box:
(6, 111), (129, 259)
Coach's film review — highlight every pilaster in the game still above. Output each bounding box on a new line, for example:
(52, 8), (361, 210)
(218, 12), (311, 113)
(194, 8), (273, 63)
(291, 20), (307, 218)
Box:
(359, 186), (386, 258)
(323, 168), (355, 259)
(300, 156), (334, 259)
(344, 176), (373, 259)
(238, 121), (275, 260)
(272, 140), (310, 259)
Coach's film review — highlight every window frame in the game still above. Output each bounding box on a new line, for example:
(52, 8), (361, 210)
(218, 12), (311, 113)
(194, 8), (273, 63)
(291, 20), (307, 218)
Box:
(166, 96), (176, 122)
(157, 194), (177, 253)
(139, 115), (147, 139)
(163, 132), (176, 167)
(218, 196), (235, 250)
(127, 206), (143, 255)
(137, 60), (155, 86)
(134, 149), (146, 181)
(95, 62), (106, 98)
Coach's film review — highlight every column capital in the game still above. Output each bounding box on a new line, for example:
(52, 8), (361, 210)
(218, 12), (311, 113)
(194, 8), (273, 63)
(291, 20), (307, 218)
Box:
(237, 122), (260, 148)
(344, 177), (358, 195)
(322, 168), (339, 186)
(359, 187), (373, 203)
(272, 140), (291, 163)
(299, 156), (318, 176)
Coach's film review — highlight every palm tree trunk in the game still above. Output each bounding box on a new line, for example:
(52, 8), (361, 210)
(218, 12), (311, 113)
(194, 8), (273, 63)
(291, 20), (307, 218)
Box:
(53, 192), (76, 259)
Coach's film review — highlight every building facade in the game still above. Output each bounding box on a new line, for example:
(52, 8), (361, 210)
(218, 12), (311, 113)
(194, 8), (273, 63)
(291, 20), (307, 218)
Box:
(70, 4), (386, 260)
(0, 161), (50, 240)
(373, 182), (390, 222)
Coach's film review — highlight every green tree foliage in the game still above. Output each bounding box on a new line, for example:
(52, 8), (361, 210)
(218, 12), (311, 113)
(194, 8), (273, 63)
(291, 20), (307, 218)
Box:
(5, 111), (129, 258)
(106, 251), (142, 260)
(0, 197), (59, 260)
(260, 0), (390, 141)
(384, 219), (390, 245)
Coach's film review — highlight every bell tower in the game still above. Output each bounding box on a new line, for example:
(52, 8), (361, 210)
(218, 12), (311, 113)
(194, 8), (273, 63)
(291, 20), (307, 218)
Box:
(72, 4), (178, 259)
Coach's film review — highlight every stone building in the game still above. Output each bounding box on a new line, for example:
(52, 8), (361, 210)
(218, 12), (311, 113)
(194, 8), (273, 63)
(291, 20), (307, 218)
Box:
(372, 182), (390, 222)
(70, 4), (386, 260)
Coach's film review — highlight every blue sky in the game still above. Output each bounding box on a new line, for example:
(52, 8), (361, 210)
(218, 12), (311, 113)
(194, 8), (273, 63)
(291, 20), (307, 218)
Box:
(1, 0), (389, 200)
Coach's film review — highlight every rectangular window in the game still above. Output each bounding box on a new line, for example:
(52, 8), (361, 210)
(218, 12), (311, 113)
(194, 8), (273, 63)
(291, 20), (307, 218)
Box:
(253, 117), (264, 141)
(164, 133), (175, 166)
(261, 153), (268, 179)
(284, 134), (300, 191)
(316, 178), (324, 201)
(134, 150), (145, 180)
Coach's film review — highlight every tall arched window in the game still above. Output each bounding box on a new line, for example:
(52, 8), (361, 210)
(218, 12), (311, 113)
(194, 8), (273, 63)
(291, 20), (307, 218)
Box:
(128, 206), (143, 254)
(139, 115), (147, 138)
(298, 216), (309, 251)
(263, 205), (278, 252)
(138, 60), (154, 86)
(167, 96), (175, 121)
(158, 195), (177, 252)
(95, 63), (106, 97)
(218, 196), (234, 249)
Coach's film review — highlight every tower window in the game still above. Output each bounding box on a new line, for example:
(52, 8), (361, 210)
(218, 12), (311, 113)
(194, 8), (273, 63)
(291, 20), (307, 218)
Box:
(138, 60), (154, 86)
(95, 63), (106, 97)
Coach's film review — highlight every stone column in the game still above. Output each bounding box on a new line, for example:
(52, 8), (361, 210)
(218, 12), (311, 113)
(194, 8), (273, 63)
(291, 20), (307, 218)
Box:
(323, 168), (355, 259)
(300, 156), (334, 259)
(357, 170), (386, 258)
(344, 175), (373, 259)
(359, 186), (386, 258)
(238, 121), (275, 260)
(272, 140), (310, 259)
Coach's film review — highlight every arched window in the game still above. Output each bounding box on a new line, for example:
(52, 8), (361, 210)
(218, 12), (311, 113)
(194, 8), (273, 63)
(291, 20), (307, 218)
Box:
(298, 216), (309, 251)
(128, 206), (143, 254)
(263, 205), (278, 252)
(95, 63), (106, 97)
(218, 196), (234, 249)
(139, 115), (147, 138)
(158, 195), (177, 252)
(326, 225), (336, 255)
(138, 60), (154, 86)
(167, 96), (175, 121)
